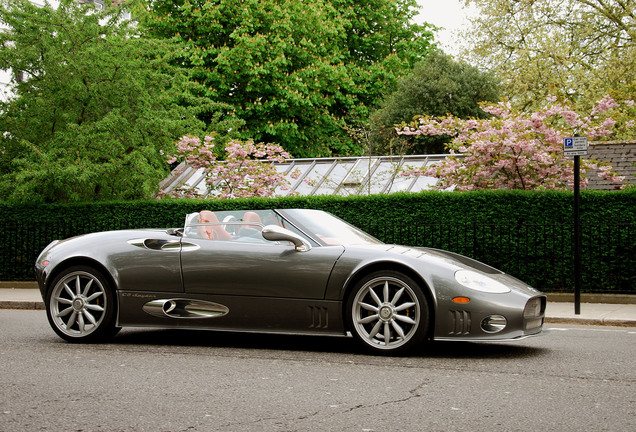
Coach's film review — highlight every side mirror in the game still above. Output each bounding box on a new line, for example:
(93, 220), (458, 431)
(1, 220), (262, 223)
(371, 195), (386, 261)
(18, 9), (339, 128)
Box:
(262, 225), (312, 252)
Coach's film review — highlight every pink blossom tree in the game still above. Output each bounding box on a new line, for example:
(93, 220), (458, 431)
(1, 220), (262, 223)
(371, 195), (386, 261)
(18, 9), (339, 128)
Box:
(161, 136), (291, 199)
(396, 96), (632, 191)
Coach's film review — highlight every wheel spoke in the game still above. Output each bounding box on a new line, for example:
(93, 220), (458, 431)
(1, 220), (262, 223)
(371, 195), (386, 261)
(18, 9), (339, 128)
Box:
(383, 281), (389, 303)
(369, 287), (382, 307)
(86, 291), (104, 302)
(63, 283), (75, 299)
(358, 302), (378, 312)
(56, 306), (73, 318)
(391, 320), (406, 339)
(66, 311), (78, 330)
(75, 275), (82, 296)
(358, 314), (379, 325)
(394, 313), (417, 325)
(391, 287), (404, 306)
(383, 322), (391, 344)
(85, 304), (104, 313)
(78, 313), (86, 334)
(82, 278), (94, 297)
(368, 320), (383, 338)
(82, 310), (97, 326)
(55, 296), (73, 305)
(394, 302), (416, 312)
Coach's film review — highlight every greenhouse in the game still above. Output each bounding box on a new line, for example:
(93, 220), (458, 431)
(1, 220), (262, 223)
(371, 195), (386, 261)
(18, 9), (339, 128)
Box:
(159, 154), (450, 198)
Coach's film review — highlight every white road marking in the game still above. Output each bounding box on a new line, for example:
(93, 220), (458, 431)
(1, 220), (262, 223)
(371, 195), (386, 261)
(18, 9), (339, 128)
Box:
(547, 327), (636, 334)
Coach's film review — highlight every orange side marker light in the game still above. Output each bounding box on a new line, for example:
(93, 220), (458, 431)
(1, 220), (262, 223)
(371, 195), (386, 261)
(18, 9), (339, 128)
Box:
(452, 296), (471, 304)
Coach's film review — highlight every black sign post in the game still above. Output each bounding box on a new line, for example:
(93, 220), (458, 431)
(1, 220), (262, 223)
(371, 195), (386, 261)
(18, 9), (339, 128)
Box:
(573, 155), (582, 315)
(564, 136), (587, 315)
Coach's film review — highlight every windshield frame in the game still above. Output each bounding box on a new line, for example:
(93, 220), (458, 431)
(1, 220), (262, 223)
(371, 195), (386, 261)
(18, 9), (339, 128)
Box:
(182, 208), (382, 247)
(277, 209), (383, 247)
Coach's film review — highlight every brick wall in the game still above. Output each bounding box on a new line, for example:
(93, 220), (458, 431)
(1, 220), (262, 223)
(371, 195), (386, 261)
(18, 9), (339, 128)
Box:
(586, 140), (636, 190)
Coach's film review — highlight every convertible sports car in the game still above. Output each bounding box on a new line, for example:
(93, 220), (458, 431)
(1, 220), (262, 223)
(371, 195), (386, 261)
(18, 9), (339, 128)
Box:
(35, 209), (546, 354)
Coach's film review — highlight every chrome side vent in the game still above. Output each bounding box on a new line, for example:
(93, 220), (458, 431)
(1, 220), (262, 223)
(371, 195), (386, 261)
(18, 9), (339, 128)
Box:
(143, 299), (229, 319)
(448, 310), (471, 335)
(307, 306), (329, 329)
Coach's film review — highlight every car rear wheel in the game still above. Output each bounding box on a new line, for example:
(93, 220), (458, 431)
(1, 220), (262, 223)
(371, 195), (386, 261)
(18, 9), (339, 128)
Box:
(347, 271), (429, 354)
(46, 266), (119, 343)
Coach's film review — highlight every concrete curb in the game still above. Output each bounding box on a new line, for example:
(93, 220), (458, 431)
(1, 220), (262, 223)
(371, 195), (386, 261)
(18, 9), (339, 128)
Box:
(545, 317), (636, 327)
(0, 281), (38, 289)
(546, 293), (636, 305)
(0, 300), (45, 310)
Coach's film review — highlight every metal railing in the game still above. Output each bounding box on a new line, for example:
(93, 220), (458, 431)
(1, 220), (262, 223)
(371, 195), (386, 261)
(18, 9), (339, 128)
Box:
(361, 221), (634, 294)
(2, 220), (634, 294)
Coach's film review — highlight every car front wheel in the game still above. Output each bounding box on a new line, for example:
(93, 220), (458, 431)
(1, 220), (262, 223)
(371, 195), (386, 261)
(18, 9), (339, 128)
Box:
(347, 271), (429, 354)
(46, 266), (119, 343)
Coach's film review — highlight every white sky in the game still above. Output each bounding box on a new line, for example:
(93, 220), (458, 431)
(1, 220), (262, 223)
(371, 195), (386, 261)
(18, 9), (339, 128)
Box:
(414, 0), (478, 56)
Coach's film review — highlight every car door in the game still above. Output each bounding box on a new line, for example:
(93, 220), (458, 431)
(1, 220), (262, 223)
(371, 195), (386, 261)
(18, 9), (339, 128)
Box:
(112, 230), (185, 293)
(180, 238), (344, 299)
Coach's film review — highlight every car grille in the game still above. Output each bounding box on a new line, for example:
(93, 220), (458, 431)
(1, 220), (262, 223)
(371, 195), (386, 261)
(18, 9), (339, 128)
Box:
(523, 297), (546, 330)
(448, 310), (471, 335)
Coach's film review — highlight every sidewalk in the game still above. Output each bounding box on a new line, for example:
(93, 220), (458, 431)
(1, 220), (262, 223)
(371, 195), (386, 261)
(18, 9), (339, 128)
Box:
(0, 287), (45, 310)
(1, 287), (635, 327)
(545, 301), (636, 327)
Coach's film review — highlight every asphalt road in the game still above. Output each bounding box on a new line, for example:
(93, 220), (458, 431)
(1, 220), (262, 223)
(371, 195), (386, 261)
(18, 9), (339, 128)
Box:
(1, 310), (635, 432)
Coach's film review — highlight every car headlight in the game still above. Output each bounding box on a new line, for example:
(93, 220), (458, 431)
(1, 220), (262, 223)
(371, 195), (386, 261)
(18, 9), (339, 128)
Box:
(454, 270), (511, 293)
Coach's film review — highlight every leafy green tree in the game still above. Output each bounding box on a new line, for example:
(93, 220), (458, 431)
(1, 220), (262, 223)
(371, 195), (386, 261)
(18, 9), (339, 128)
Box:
(334, 0), (434, 107)
(136, 0), (434, 157)
(462, 0), (636, 129)
(0, 0), (233, 202)
(369, 52), (500, 154)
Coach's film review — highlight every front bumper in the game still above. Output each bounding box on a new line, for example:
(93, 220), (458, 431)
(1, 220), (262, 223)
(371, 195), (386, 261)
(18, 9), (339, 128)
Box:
(434, 295), (547, 342)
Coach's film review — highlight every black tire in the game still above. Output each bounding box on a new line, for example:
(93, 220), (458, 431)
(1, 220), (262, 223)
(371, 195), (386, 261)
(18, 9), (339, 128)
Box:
(346, 271), (429, 354)
(46, 265), (120, 343)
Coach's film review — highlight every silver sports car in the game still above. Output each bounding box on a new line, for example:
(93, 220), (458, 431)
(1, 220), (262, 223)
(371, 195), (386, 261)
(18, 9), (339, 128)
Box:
(35, 208), (546, 354)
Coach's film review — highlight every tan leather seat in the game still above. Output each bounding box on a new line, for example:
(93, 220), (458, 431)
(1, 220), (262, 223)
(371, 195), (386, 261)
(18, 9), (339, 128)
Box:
(198, 210), (232, 240)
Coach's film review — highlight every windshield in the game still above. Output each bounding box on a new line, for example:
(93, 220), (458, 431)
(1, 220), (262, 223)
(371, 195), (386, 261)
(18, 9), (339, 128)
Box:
(282, 209), (382, 246)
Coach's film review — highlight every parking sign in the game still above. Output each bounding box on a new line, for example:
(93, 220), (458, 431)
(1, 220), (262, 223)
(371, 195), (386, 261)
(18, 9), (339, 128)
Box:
(564, 136), (588, 156)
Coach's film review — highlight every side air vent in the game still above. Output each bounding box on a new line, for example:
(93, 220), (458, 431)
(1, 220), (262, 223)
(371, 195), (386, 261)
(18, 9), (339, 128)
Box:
(307, 306), (329, 329)
(448, 310), (471, 335)
(143, 299), (229, 319)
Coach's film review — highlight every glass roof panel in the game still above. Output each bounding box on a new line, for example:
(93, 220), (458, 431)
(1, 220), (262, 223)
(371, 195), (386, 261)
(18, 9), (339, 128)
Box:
(411, 174), (440, 191)
(159, 154), (453, 198)
(273, 164), (293, 196)
(300, 160), (336, 195)
(368, 160), (402, 194)
(290, 162), (318, 196)
(314, 160), (355, 195)
(388, 160), (426, 193)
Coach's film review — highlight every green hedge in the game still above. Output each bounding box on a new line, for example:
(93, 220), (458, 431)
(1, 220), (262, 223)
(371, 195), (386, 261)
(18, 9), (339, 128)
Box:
(1, 189), (634, 293)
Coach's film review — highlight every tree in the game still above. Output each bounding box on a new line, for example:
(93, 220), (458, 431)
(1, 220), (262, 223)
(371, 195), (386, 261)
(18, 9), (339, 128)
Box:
(136, 0), (434, 157)
(369, 52), (500, 155)
(397, 96), (632, 190)
(333, 0), (434, 108)
(0, 0), (233, 202)
(334, 0), (429, 66)
(162, 136), (291, 199)
(461, 0), (636, 129)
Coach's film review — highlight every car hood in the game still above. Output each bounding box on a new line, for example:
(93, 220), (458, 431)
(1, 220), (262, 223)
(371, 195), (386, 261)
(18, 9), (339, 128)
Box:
(355, 244), (504, 275)
(344, 244), (543, 297)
